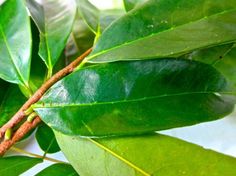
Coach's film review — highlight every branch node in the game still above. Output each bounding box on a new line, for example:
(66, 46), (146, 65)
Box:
(24, 106), (34, 116)
(27, 112), (38, 123)
(4, 128), (12, 141)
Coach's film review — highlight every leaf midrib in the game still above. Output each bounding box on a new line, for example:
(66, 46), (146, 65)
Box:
(29, 0), (52, 69)
(33, 91), (234, 108)
(40, 2), (52, 69)
(0, 25), (27, 85)
(88, 9), (236, 60)
(88, 138), (151, 176)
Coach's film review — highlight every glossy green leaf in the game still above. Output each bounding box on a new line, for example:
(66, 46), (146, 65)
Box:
(0, 80), (26, 127)
(29, 19), (47, 91)
(99, 9), (124, 33)
(87, 0), (236, 63)
(123, 0), (148, 11)
(36, 163), (78, 176)
(0, 156), (42, 176)
(33, 59), (235, 137)
(186, 43), (236, 92)
(76, 0), (99, 34)
(65, 12), (95, 63)
(56, 132), (236, 176)
(77, 0), (124, 35)
(26, 0), (76, 74)
(35, 123), (60, 154)
(0, 0), (31, 86)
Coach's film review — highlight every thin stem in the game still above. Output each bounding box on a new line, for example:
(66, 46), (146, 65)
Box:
(46, 67), (53, 80)
(10, 147), (68, 164)
(24, 84), (33, 97)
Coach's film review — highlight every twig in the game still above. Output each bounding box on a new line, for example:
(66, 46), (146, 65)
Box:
(0, 116), (41, 156)
(0, 48), (92, 139)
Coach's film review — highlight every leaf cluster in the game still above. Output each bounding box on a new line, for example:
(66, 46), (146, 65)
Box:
(0, 0), (236, 175)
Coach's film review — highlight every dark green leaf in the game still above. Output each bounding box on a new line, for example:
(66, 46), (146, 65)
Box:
(0, 156), (42, 176)
(35, 123), (60, 154)
(0, 79), (33, 140)
(99, 9), (124, 33)
(186, 43), (236, 92)
(29, 19), (47, 91)
(0, 79), (8, 105)
(36, 163), (78, 176)
(26, 0), (77, 75)
(77, 0), (124, 35)
(56, 132), (236, 176)
(65, 12), (95, 63)
(213, 45), (236, 92)
(0, 0), (31, 87)
(33, 59), (235, 137)
(76, 0), (99, 34)
(0, 80), (26, 127)
(123, 0), (148, 11)
(88, 0), (236, 63)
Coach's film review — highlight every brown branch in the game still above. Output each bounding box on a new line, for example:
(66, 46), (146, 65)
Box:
(0, 48), (92, 139)
(0, 116), (41, 156)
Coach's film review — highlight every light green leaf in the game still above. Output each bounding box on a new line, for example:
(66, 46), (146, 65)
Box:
(0, 80), (26, 127)
(33, 59), (235, 137)
(36, 163), (78, 176)
(87, 0), (236, 63)
(56, 132), (236, 176)
(35, 123), (60, 154)
(0, 0), (31, 87)
(123, 0), (148, 11)
(26, 0), (77, 75)
(0, 156), (42, 176)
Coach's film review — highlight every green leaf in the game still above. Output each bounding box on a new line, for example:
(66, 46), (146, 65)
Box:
(35, 123), (60, 154)
(29, 19), (47, 91)
(36, 163), (78, 176)
(0, 0), (31, 86)
(185, 43), (236, 92)
(56, 132), (236, 176)
(0, 80), (26, 127)
(76, 0), (100, 34)
(26, 0), (77, 74)
(213, 46), (236, 92)
(87, 0), (236, 63)
(99, 9), (125, 33)
(77, 0), (124, 35)
(0, 156), (42, 176)
(33, 59), (235, 137)
(123, 0), (148, 11)
(65, 12), (95, 63)
(0, 79), (8, 104)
